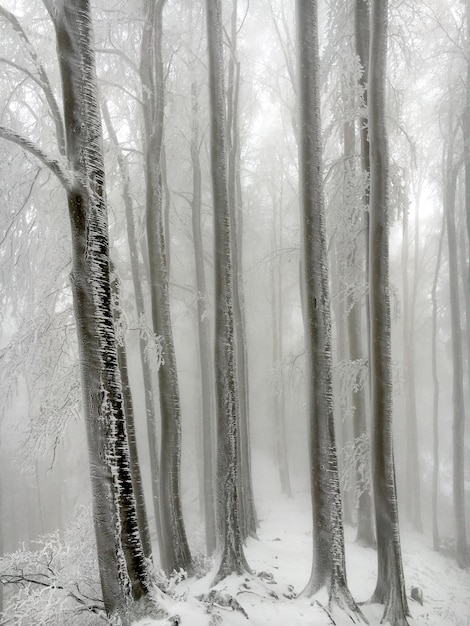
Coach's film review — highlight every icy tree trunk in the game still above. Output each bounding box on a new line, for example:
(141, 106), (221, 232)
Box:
(431, 215), (445, 552)
(140, 0), (192, 574)
(401, 199), (423, 532)
(47, 0), (155, 617)
(110, 269), (152, 559)
(226, 1), (258, 540)
(444, 157), (469, 569)
(190, 81), (217, 555)
(206, 0), (250, 582)
(368, 0), (410, 623)
(101, 100), (164, 559)
(296, 0), (362, 616)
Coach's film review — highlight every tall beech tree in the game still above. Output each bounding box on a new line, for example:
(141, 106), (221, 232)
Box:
(1, 1), (162, 620)
(368, 0), (410, 623)
(140, 0), (192, 574)
(296, 0), (362, 616)
(206, 0), (250, 582)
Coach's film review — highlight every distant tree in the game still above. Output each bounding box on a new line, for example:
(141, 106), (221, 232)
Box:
(296, 0), (363, 617)
(367, 0), (410, 622)
(205, 0), (250, 582)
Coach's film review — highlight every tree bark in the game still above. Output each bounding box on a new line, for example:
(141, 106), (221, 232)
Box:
(47, 0), (156, 617)
(140, 0), (192, 574)
(296, 0), (362, 617)
(368, 0), (410, 622)
(206, 0), (250, 582)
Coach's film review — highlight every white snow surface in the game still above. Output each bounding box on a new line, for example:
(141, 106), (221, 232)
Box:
(134, 478), (470, 625)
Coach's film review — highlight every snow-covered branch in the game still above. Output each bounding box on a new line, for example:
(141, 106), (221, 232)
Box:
(0, 125), (72, 191)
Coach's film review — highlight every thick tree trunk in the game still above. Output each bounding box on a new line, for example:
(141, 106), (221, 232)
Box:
(296, 0), (362, 617)
(368, 1), (410, 623)
(444, 158), (469, 569)
(206, 0), (250, 582)
(140, 0), (192, 574)
(190, 81), (217, 555)
(49, 2), (156, 617)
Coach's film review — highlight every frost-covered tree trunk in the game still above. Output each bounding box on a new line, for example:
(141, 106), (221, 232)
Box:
(110, 268), (152, 560)
(226, 1), (258, 540)
(368, 0), (410, 622)
(296, 0), (362, 616)
(444, 153), (469, 569)
(140, 0), (192, 574)
(101, 100), (164, 560)
(44, 0), (156, 617)
(190, 81), (217, 555)
(206, 0), (250, 582)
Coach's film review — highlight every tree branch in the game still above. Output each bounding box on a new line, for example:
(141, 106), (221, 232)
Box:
(0, 125), (72, 191)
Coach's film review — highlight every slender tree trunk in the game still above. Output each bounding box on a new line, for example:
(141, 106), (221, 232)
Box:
(226, 2), (258, 540)
(46, 1), (158, 617)
(101, 101), (164, 559)
(206, 0), (250, 582)
(401, 199), (423, 532)
(296, 0), (363, 617)
(368, 0), (410, 622)
(431, 214), (445, 552)
(190, 81), (217, 555)
(271, 202), (292, 497)
(140, 0), (192, 574)
(444, 156), (469, 568)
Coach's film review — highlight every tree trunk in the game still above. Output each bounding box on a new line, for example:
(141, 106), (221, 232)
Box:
(368, 0), (410, 622)
(226, 2), (258, 540)
(296, 0), (362, 617)
(431, 214), (445, 552)
(110, 269), (153, 559)
(190, 81), (217, 555)
(206, 0), (250, 582)
(101, 100), (164, 559)
(140, 0), (192, 574)
(48, 0), (157, 617)
(444, 156), (469, 569)
(271, 202), (292, 497)
(401, 196), (423, 532)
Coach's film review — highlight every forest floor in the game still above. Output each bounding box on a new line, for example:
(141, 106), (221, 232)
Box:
(136, 479), (470, 625)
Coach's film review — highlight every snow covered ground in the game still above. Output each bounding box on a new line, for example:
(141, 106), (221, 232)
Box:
(134, 485), (470, 626)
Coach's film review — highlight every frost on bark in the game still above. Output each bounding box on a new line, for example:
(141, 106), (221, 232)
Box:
(43, 0), (157, 618)
(206, 0), (250, 583)
(140, 0), (192, 574)
(101, 100), (165, 562)
(368, 0), (410, 623)
(296, 0), (362, 617)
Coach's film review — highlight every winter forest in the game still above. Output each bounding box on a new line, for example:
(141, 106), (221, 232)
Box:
(0, 0), (469, 624)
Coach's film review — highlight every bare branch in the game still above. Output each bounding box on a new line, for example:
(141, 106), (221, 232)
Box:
(0, 125), (72, 191)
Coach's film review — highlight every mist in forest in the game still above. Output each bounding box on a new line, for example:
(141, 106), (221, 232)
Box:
(0, 0), (469, 625)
